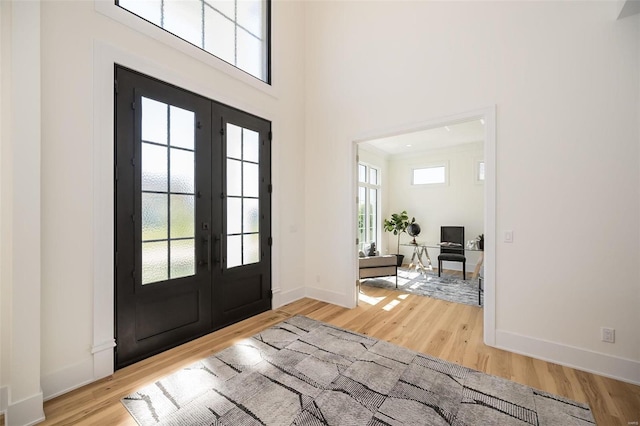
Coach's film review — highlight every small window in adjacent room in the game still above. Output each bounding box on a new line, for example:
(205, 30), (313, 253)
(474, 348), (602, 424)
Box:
(413, 165), (446, 185)
(116, 0), (270, 83)
(476, 160), (485, 183)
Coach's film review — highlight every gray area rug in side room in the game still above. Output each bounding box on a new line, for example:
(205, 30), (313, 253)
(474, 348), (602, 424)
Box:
(122, 316), (595, 425)
(362, 267), (483, 307)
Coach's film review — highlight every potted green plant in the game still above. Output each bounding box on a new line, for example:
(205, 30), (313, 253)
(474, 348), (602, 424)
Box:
(383, 211), (415, 266)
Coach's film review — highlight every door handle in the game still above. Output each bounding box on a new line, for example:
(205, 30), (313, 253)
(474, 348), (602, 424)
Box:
(214, 234), (222, 270)
(198, 234), (212, 271)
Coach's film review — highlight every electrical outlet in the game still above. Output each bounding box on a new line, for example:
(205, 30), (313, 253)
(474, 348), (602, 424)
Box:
(601, 327), (615, 343)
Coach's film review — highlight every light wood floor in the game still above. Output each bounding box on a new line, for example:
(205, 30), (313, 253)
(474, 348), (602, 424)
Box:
(5, 287), (639, 425)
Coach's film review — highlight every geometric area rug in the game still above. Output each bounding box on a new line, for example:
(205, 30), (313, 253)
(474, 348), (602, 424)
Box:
(122, 316), (596, 425)
(362, 267), (483, 307)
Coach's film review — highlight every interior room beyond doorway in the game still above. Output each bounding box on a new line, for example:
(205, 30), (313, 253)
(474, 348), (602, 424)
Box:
(357, 118), (486, 306)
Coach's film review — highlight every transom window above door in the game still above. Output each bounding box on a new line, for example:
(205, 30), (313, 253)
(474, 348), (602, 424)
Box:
(116, 0), (270, 83)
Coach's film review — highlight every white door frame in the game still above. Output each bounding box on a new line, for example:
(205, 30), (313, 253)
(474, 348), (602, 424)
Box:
(351, 106), (497, 346)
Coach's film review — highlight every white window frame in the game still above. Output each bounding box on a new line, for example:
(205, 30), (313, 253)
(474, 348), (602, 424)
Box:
(94, 0), (275, 96)
(358, 163), (381, 252)
(412, 163), (448, 187)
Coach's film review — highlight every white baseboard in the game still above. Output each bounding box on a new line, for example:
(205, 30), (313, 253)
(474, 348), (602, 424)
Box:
(0, 386), (7, 414)
(92, 339), (116, 381)
(273, 286), (305, 309)
(305, 286), (352, 308)
(42, 357), (95, 401)
(5, 391), (44, 426)
(495, 329), (640, 386)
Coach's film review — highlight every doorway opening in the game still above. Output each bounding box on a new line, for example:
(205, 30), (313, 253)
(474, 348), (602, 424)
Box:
(353, 107), (496, 345)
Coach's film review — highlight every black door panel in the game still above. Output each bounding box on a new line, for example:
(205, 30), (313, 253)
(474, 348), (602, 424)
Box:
(115, 66), (271, 369)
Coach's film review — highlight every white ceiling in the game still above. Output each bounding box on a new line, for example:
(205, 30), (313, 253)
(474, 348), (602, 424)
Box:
(360, 119), (485, 156)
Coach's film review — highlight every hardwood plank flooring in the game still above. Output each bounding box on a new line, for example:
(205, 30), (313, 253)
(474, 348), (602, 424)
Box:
(7, 287), (639, 425)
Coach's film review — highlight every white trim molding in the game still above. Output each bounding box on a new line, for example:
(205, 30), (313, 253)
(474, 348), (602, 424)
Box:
(273, 287), (306, 309)
(42, 358), (94, 401)
(0, 386), (7, 415)
(5, 391), (44, 426)
(92, 339), (117, 382)
(496, 329), (640, 386)
(306, 287), (354, 309)
(5, 1), (46, 424)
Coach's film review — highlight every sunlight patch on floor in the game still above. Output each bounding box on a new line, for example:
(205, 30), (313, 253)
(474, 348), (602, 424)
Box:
(358, 293), (386, 306)
(382, 299), (400, 311)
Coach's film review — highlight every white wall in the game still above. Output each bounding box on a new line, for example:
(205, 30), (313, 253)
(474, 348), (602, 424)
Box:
(388, 142), (484, 270)
(0, 0), (6, 415)
(357, 145), (389, 255)
(0, 0), (306, 415)
(305, 1), (640, 382)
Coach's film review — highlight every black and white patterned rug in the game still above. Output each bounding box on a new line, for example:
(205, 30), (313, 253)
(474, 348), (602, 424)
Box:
(122, 316), (595, 425)
(362, 268), (483, 307)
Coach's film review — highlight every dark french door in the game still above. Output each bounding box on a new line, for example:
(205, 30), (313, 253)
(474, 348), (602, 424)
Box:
(114, 66), (271, 369)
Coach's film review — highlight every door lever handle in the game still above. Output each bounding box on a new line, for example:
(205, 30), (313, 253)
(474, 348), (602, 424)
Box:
(214, 234), (222, 270)
(198, 234), (212, 271)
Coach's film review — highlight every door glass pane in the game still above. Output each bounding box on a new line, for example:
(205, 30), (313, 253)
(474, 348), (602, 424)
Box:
(141, 97), (168, 145)
(140, 98), (197, 285)
(142, 241), (168, 284)
(225, 123), (264, 269)
(226, 123), (242, 160)
(227, 159), (242, 196)
(169, 105), (195, 150)
(243, 234), (260, 265)
(170, 239), (195, 279)
(170, 148), (195, 193)
(142, 143), (168, 192)
(369, 188), (377, 244)
(170, 194), (195, 238)
(243, 162), (259, 197)
(358, 164), (366, 183)
(243, 128), (259, 163)
(358, 186), (365, 248)
(227, 197), (242, 235)
(370, 168), (378, 185)
(243, 198), (259, 233)
(227, 235), (242, 268)
(142, 193), (168, 241)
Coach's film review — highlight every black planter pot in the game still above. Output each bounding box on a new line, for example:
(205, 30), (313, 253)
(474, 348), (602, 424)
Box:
(395, 254), (404, 267)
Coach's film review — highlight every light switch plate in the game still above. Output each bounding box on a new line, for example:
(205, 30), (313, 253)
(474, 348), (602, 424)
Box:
(504, 230), (513, 243)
